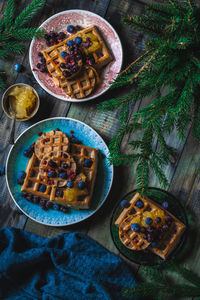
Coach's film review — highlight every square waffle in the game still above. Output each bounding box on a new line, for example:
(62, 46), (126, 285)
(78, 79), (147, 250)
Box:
(115, 192), (186, 260)
(52, 143), (99, 209)
(42, 26), (113, 78)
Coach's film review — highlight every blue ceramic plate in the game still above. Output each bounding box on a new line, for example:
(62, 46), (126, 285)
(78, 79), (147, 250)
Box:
(6, 118), (113, 226)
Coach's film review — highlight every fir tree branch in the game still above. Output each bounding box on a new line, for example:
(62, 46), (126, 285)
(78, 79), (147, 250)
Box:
(4, 0), (15, 29)
(13, 0), (45, 28)
(11, 28), (45, 40)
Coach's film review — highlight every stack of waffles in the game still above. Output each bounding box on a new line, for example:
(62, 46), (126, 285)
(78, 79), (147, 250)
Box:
(115, 192), (186, 259)
(21, 129), (99, 209)
(42, 26), (113, 99)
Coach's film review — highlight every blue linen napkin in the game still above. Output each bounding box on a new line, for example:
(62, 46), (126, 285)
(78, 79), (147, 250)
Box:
(0, 227), (136, 299)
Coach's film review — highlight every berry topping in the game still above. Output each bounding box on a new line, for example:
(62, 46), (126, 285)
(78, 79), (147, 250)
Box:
(131, 223), (140, 232)
(59, 172), (68, 179)
(83, 159), (93, 168)
(61, 51), (68, 58)
(21, 191), (28, 198)
(48, 160), (57, 168)
(38, 52), (43, 57)
(53, 204), (60, 210)
(165, 215), (172, 223)
(14, 63), (22, 72)
(46, 201), (53, 208)
(67, 25), (75, 33)
(75, 25), (81, 31)
(39, 184), (46, 193)
(162, 224), (168, 231)
(26, 194), (33, 202)
(62, 70), (71, 77)
(135, 200), (144, 209)
(33, 195), (40, 204)
(70, 130), (74, 134)
(133, 238), (138, 243)
(147, 234), (153, 242)
(60, 63), (67, 68)
(58, 32), (66, 39)
(0, 166), (5, 176)
(60, 206), (68, 213)
(75, 36), (82, 44)
(60, 162), (68, 169)
(140, 227), (146, 234)
(67, 181), (74, 188)
(55, 190), (64, 198)
(78, 181), (86, 190)
(120, 200), (130, 208)
(48, 170), (57, 178)
(145, 217), (153, 225)
(155, 217), (162, 224)
(147, 226), (154, 233)
(55, 128), (60, 131)
(67, 40), (74, 46)
(151, 242), (157, 247)
(38, 131), (43, 136)
(162, 201), (169, 209)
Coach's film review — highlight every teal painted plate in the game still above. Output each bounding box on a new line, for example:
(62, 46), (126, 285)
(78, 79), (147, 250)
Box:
(6, 118), (113, 226)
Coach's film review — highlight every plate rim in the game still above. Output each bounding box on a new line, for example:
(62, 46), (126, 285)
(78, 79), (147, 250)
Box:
(110, 187), (188, 266)
(5, 117), (114, 226)
(29, 9), (123, 103)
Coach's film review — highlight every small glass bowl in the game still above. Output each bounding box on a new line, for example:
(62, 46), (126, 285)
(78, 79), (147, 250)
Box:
(1, 83), (40, 121)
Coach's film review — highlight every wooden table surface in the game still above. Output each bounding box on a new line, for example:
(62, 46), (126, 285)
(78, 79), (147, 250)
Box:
(0, 1), (200, 298)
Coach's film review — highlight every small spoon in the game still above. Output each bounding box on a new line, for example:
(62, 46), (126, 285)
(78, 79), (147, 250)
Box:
(8, 104), (16, 145)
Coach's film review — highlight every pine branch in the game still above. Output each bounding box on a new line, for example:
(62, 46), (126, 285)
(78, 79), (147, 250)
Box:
(4, 0), (15, 29)
(11, 28), (45, 40)
(13, 0), (45, 28)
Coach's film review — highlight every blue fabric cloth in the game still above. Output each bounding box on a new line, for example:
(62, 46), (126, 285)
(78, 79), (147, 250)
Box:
(0, 227), (136, 300)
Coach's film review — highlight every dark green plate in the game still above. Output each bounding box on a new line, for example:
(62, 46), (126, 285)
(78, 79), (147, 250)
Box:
(110, 188), (188, 266)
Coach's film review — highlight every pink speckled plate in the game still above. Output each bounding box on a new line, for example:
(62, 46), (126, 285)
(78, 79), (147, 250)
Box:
(29, 10), (123, 102)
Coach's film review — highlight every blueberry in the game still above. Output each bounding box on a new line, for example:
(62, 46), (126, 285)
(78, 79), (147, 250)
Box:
(60, 63), (67, 68)
(60, 51), (68, 58)
(78, 181), (86, 190)
(120, 200), (130, 208)
(75, 25), (81, 31)
(66, 40), (74, 46)
(155, 217), (161, 224)
(17, 171), (26, 180)
(135, 200), (144, 209)
(17, 178), (24, 185)
(46, 201), (53, 208)
(61, 162), (68, 169)
(39, 184), (46, 193)
(14, 63), (22, 72)
(75, 37), (82, 44)
(145, 217), (153, 225)
(151, 242), (157, 247)
(21, 191), (27, 198)
(53, 204), (60, 210)
(55, 190), (64, 198)
(33, 195), (40, 204)
(83, 159), (93, 168)
(58, 32), (66, 39)
(48, 160), (57, 168)
(67, 25), (75, 33)
(36, 63), (41, 69)
(48, 170), (57, 178)
(131, 223), (140, 232)
(26, 194), (33, 202)
(162, 201), (169, 209)
(59, 172), (68, 179)
(60, 206), (68, 213)
(140, 227), (146, 233)
(67, 181), (73, 188)
(0, 166), (5, 176)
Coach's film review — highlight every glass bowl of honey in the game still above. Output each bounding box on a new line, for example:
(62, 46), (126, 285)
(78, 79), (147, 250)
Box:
(2, 83), (40, 121)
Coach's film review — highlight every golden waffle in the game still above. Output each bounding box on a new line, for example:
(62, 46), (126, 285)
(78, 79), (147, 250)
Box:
(60, 65), (99, 99)
(51, 143), (99, 209)
(42, 26), (113, 71)
(115, 192), (186, 260)
(35, 130), (69, 160)
(21, 153), (51, 200)
(119, 215), (150, 250)
(39, 151), (77, 187)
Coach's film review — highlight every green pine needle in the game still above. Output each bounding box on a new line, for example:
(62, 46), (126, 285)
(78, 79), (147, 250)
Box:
(4, 0), (15, 29)
(14, 0), (45, 28)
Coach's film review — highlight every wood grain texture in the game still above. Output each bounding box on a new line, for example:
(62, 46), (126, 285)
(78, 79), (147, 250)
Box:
(0, 1), (199, 296)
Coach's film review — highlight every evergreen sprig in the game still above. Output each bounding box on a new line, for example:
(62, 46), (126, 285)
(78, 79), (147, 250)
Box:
(98, 0), (200, 194)
(123, 263), (200, 299)
(0, 0), (45, 89)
